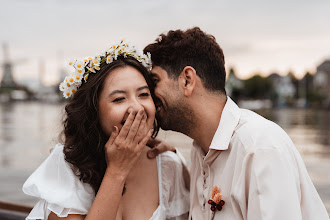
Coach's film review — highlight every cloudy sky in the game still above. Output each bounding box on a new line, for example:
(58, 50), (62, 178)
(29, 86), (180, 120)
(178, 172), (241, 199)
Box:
(1, 0), (330, 86)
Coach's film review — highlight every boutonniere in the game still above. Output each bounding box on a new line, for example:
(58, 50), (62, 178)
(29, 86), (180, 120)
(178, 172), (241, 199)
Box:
(208, 186), (225, 219)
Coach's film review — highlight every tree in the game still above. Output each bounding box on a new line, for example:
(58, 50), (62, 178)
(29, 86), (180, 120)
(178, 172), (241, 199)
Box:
(243, 74), (273, 99)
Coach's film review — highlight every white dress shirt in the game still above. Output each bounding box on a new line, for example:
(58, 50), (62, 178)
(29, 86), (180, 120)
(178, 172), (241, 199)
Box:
(189, 97), (329, 220)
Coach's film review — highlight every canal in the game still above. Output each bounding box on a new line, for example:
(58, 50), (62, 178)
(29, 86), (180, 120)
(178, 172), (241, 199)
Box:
(0, 102), (329, 214)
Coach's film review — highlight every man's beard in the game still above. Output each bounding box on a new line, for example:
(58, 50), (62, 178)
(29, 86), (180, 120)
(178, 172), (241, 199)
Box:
(158, 100), (194, 135)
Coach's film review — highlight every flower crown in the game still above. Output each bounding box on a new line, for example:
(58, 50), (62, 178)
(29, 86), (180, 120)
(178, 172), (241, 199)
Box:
(59, 39), (152, 98)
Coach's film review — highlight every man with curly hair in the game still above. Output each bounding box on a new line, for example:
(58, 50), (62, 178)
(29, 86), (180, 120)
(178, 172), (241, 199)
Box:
(144, 27), (328, 220)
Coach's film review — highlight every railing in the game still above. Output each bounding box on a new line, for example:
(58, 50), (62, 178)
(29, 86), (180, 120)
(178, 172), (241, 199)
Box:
(0, 201), (32, 220)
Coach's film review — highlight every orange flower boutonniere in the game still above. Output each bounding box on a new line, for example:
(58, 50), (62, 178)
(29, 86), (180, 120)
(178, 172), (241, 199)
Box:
(208, 186), (225, 212)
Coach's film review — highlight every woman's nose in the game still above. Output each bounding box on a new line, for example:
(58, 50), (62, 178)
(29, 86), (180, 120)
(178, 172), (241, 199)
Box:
(129, 99), (144, 112)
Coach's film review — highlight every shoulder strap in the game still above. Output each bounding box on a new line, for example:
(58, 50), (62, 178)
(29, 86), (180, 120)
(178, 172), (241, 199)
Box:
(156, 155), (163, 205)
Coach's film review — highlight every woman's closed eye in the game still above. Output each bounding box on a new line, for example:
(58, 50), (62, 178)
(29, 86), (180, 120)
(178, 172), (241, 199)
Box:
(139, 92), (150, 98)
(112, 97), (125, 103)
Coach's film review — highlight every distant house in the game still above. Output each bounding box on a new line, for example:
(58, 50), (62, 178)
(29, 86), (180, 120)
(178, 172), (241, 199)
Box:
(225, 68), (243, 101)
(267, 73), (295, 107)
(314, 60), (330, 106)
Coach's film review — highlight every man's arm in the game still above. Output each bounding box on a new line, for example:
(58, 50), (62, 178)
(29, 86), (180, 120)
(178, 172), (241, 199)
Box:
(236, 147), (328, 220)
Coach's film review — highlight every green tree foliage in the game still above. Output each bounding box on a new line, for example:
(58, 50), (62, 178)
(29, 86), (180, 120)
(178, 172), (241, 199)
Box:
(243, 74), (273, 99)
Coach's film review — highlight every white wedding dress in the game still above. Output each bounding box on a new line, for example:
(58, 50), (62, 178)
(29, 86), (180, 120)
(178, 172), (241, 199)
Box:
(23, 144), (189, 220)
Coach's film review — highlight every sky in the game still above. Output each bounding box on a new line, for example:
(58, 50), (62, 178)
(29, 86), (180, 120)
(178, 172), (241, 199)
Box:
(0, 0), (330, 87)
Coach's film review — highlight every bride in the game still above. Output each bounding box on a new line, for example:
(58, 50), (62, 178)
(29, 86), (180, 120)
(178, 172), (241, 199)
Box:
(23, 40), (189, 220)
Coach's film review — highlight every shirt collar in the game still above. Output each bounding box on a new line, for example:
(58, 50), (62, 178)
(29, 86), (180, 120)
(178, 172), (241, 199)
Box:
(208, 96), (241, 151)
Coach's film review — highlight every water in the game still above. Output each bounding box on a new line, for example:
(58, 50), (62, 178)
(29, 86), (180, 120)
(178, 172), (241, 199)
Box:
(0, 102), (329, 214)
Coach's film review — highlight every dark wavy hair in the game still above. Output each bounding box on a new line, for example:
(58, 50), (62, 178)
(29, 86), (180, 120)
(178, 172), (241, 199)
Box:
(62, 56), (159, 194)
(144, 27), (227, 94)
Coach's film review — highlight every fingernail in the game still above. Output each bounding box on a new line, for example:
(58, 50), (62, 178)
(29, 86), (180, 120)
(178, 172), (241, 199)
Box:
(149, 129), (154, 134)
(147, 151), (155, 158)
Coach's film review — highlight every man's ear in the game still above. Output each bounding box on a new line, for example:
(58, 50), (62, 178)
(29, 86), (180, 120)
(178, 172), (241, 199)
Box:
(179, 66), (197, 97)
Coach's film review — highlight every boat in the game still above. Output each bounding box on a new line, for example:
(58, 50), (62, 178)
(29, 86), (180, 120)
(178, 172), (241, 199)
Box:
(0, 200), (32, 220)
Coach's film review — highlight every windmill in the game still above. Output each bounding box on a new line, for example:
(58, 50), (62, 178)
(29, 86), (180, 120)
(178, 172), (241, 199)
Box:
(0, 43), (16, 89)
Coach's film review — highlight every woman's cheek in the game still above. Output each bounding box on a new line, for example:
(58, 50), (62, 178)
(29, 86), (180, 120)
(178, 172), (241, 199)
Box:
(146, 112), (156, 129)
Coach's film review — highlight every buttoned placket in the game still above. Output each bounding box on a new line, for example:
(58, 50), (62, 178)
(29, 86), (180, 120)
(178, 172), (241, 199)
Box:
(201, 156), (210, 214)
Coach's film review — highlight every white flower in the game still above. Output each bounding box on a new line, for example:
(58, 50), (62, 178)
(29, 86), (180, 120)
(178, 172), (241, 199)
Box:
(111, 44), (117, 50)
(75, 80), (82, 87)
(59, 82), (67, 91)
(141, 59), (147, 68)
(68, 60), (75, 66)
(71, 85), (78, 94)
(84, 74), (89, 82)
(73, 72), (83, 83)
(74, 61), (85, 70)
(87, 60), (93, 68)
(88, 67), (96, 73)
(65, 74), (75, 85)
(64, 81), (71, 89)
(114, 50), (119, 60)
(107, 47), (115, 55)
(63, 89), (72, 98)
(126, 45), (135, 54)
(92, 57), (101, 66)
(106, 55), (113, 64)
(75, 68), (85, 75)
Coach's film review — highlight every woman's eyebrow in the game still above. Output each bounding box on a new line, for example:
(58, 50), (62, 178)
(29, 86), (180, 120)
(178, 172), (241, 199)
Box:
(108, 90), (126, 97)
(137, 85), (149, 91)
(108, 86), (149, 97)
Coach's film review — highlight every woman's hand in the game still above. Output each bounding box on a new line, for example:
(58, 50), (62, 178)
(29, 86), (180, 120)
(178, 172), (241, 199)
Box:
(104, 109), (153, 178)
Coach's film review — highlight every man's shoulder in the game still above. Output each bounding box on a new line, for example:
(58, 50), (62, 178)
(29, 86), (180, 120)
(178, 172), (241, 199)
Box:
(233, 108), (292, 152)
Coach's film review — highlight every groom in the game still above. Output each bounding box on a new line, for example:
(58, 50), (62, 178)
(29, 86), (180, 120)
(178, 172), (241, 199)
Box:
(144, 27), (328, 219)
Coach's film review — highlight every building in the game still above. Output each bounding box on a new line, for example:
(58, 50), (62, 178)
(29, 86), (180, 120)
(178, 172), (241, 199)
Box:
(314, 60), (330, 106)
(225, 68), (243, 102)
(267, 73), (295, 107)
